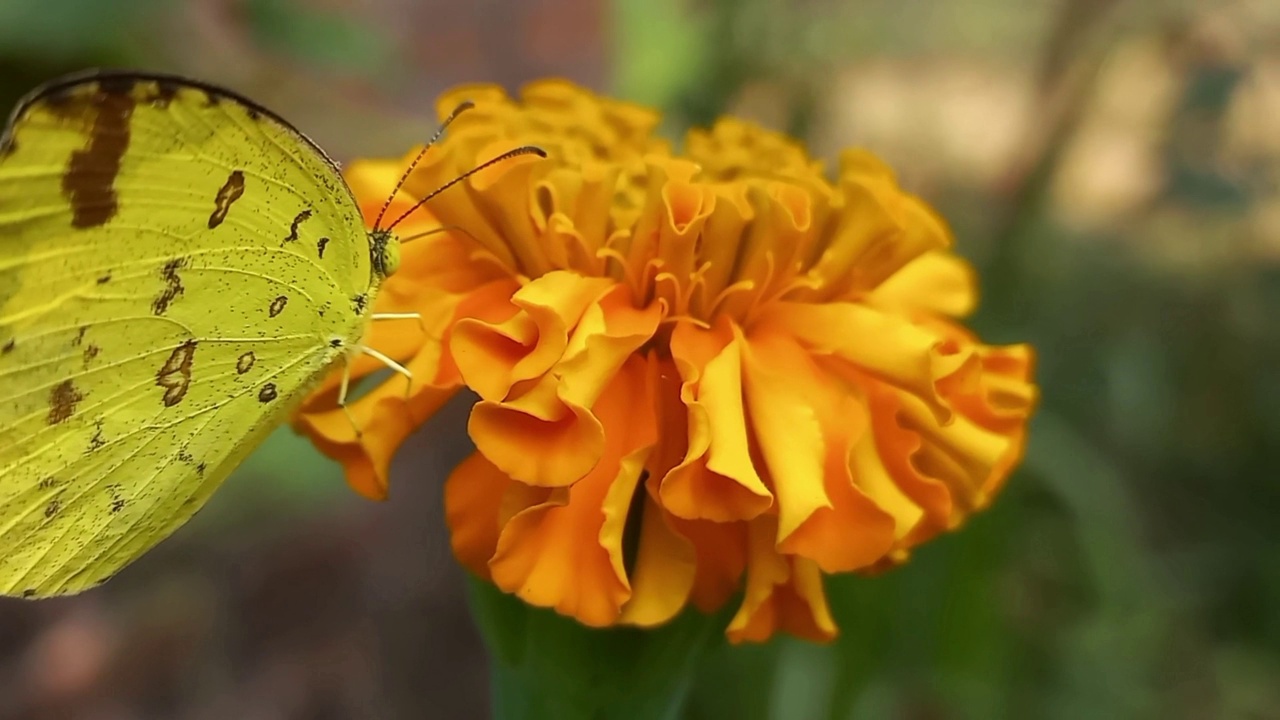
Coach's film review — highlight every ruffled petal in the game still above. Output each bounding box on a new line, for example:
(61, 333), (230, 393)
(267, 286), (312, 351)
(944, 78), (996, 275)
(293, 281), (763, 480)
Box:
(759, 300), (977, 423)
(468, 286), (663, 486)
(673, 517), (748, 613)
(777, 389), (898, 573)
(864, 383), (956, 546)
(868, 250), (978, 318)
(444, 452), (513, 579)
(452, 271), (614, 401)
(298, 386), (454, 501)
(726, 518), (837, 644)
(617, 497), (697, 627)
(739, 325), (830, 544)
(487, 356), (657, 626)
(805, 153), (953, 301)
(661, 320), (773, 522)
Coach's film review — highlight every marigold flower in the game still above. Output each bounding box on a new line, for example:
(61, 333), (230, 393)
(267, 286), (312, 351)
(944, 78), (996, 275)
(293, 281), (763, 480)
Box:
(295, 80), (1038, 642)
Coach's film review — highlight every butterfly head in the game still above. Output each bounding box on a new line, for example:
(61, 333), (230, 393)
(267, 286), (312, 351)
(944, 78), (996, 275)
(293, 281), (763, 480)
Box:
(368, 228), (400, 279)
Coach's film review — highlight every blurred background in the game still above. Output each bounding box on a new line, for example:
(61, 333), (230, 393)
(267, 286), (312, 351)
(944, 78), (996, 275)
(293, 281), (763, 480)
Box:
(1, 0), (1278, 718)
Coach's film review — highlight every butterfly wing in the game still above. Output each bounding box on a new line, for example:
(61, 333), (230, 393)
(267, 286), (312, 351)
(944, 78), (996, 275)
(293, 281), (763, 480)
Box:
(0, 73), (378, 596)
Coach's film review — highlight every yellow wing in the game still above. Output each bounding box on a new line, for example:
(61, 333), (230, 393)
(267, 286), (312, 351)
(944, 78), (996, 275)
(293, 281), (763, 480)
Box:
(0, 71), (395, 597)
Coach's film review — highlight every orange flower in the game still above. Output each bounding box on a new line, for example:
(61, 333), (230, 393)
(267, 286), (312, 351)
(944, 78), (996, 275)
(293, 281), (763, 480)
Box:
(295, 80), (1037, 642)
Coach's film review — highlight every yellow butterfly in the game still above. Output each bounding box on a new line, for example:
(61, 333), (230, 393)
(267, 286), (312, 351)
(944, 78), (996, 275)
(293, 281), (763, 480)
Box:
(0, 70), (537, 598)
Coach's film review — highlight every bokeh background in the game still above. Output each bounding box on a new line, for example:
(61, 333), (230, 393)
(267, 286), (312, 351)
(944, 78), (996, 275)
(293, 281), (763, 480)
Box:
(2, 0), (1278, 718)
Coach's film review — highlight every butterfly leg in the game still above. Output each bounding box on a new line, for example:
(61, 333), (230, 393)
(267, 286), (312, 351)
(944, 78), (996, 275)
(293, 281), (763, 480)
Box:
(336, 355), (363, 439)
(358, 346), (413, 398)
(371, 312), (426, 334)
(369, 313), (424, 400)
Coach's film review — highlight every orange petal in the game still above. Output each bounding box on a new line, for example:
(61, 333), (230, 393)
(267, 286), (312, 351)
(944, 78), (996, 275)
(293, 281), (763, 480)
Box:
(674, 517), (748, 613)
(436, 278), (522, 387)
(469, 398), (603, 488)
(661, 320), (772, 522)
(467, 137), (557, 276)
(864, 384), (956, 547)
(760, 300), (976, 423)
(739, 325), (830, 544)
(444, 452), (514, 579)
(808, 162), (952, 300)
(868, 250), (978, 319)
(726, 518), (837, 644)
(778, 392), (897, 573)
(896, 387), (1018, 514)
(945, 341), (1039, 432)
(624, 158), (712, 298)
(452, 271), (614, 401)
(298, 383), (455, 500)
(487, 356), (658, 626)
(695, 182), (754, 317)
(618, 496), (697, 627)
(469, 286), (662, 486)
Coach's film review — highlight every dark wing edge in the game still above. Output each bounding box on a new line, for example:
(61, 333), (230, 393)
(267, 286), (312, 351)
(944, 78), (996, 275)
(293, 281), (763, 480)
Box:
(0, 69), (347, 181)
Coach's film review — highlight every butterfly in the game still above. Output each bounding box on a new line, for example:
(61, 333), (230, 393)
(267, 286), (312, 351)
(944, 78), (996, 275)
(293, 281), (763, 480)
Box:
(0, 70), (540, 598)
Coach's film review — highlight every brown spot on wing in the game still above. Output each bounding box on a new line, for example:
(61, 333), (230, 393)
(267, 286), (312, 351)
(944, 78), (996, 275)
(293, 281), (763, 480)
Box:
(105, 484), (126, 513)
(155, 339), (197, 407)
(83, 343), (100, 365)
(317, 237), (329, 258)
(72, 326), (87, 346)
(207, 170), (245, 229)
(196, 462), (207, 476)
(258, 383), (278, 403)
(284, 209), (312, 243)
(236, 351), (255, 374)
(44, 500), (61, 518)
(47, 380), (84, 424)
(96, 273), (111, 284)
(2, 339), (13, 354)
(268, 295), (288, 318)
(61, 84), (135, 229)
(152, 258), (186, 315)
(37, 477), (57, 490)
(89, 422), (106, 450)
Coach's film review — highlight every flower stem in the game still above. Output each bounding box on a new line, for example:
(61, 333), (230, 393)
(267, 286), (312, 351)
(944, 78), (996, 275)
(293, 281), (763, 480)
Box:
(468, 577), (729, 720)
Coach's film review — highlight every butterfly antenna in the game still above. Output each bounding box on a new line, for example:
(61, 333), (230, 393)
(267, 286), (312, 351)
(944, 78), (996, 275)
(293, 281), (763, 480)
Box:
(397, 224), (470, 245)
(372, 100), (477, 231)
(383, 146), (547, 233)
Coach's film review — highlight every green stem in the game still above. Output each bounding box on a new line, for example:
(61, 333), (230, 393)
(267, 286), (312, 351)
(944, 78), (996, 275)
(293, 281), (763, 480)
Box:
(469, 577), (729, 720)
